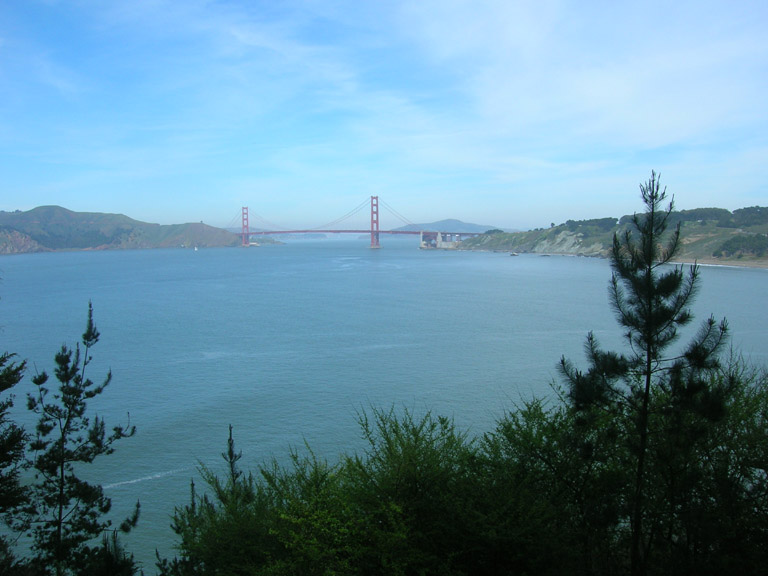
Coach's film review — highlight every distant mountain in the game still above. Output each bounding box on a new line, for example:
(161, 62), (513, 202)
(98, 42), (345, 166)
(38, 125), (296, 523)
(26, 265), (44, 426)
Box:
(459, 206), (768, 265)
(393, 219), (495, 233)
(0, 206), (240, 254)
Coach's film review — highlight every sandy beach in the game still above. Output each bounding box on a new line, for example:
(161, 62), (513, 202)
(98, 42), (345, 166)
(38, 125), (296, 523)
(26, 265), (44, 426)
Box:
(673, 257), (768, 270)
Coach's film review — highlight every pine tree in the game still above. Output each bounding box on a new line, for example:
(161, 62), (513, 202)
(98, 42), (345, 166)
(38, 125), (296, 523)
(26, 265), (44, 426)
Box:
(0, 349), (28, 567)
(0, 351), (26, 510)
(26, 302), (139, 576)
(560, 172), (728, 576)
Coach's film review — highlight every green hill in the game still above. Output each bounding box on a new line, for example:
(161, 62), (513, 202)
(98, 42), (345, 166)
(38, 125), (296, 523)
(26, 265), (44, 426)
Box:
(394, 219), (494, 233)
(0, 206), (240, 254)
(460, 206), (768, 266)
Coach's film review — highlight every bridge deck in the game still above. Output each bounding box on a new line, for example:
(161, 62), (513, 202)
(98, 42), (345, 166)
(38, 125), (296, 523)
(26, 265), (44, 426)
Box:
(247, 230), (480, 236)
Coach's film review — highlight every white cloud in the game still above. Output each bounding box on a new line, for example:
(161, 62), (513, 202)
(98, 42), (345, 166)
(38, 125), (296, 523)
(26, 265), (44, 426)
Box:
(1, 0), (767, 228)
(398, 0), (768, 149)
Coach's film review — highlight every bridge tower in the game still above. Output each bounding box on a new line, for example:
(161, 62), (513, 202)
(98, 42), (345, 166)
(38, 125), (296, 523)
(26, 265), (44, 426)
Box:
(370, 195), (380, 249)
(241, 207), (250, 247)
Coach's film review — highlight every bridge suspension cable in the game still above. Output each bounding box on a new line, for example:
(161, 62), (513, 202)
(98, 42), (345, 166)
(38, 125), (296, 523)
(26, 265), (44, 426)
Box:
(307, 197), (370, 230)
(380, 199), (415, 226)
(224, 212), (242, 231)
(247, 210), (292, 232)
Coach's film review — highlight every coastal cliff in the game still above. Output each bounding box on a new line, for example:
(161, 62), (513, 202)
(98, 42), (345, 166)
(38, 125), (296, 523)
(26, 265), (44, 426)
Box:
(460, 207), (768, 267)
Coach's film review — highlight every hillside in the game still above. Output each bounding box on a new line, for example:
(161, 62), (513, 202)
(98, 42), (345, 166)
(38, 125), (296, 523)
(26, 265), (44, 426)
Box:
(0, 206), (240, 254)
(460, 206), (768, 266)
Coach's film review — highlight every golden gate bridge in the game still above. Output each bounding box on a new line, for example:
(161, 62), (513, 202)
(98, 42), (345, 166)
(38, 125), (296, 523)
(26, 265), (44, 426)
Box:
(240, 196), (481, 249)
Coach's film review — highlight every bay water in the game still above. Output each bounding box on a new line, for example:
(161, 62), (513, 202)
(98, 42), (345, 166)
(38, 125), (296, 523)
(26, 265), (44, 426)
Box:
(1, 238), (766, 570)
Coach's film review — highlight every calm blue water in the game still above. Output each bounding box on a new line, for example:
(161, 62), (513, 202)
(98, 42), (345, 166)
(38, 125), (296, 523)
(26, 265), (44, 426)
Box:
(1, 239), (766, 570)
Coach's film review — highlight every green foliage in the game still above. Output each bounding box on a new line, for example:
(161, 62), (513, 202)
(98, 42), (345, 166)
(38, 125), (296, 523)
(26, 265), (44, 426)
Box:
(161, 410), (482, 576)
(0, 352), (27, 519)
(162, 379), (768, 576)
(480, 399), (626, 575)
(732, 206), (768, 227)
(561, 172), (730, 576)
(25, 302), (138, 576)
(262, 449), (356, 576)
(564, 217), (618, 233)
(665, 207), (733, 227)
(159, 425), (365, 576)
(621, 208), (727, 227)
(717, 206), (768, 228)
(713, 233), (768, 257)
(74, 531), (138, 576)
(343, 407), (475, 576)
(639, 359), (768, 575)
(0, 350), (27, 567)
(157, 425), (281, 576)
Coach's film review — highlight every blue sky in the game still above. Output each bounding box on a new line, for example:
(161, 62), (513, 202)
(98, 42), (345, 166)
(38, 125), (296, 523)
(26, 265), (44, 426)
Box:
(1, 1), (767, 230)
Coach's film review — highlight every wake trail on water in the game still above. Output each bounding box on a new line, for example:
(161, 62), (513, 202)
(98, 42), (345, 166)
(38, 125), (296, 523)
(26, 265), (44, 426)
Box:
(104, 467), (190, 490)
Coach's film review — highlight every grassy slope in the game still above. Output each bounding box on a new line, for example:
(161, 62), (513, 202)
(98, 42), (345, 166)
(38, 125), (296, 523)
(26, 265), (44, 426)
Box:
(0, 206), (240, 253)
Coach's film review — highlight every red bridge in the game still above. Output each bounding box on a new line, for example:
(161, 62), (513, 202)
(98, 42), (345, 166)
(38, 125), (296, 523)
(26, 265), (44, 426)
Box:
(240, 196), (482, 249)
